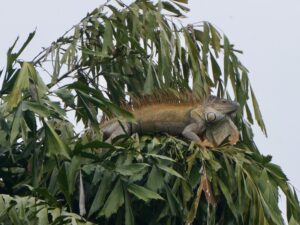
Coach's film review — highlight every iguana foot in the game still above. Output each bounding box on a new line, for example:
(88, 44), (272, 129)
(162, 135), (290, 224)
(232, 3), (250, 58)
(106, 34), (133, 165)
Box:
(196, 139), (215, 149)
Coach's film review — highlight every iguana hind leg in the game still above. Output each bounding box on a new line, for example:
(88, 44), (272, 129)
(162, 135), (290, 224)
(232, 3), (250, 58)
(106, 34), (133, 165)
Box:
(105, 121), (130, 144)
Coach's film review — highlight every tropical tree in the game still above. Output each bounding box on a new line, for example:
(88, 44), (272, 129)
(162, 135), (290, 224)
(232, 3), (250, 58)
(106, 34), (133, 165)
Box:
(0, 0), (299, 224)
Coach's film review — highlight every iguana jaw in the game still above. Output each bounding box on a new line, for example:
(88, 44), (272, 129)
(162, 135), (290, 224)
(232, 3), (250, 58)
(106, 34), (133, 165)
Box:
(227, 101), (239, 115)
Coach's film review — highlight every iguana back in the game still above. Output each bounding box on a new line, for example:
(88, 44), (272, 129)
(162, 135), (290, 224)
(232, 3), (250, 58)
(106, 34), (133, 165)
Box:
(133, 104), (195, 135)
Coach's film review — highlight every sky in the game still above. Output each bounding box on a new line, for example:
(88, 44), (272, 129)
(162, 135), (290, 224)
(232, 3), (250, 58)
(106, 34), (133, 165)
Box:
(1, 0), (299, 217)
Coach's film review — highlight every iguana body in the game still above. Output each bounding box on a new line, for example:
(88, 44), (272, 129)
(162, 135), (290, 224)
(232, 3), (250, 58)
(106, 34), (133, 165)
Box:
(101, 95), (239, 147)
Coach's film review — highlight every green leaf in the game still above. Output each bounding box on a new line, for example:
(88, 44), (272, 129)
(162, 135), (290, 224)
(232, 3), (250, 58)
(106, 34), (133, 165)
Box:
(75, 140), (113, 151)
(89, 172), (113, 217)
(164, 183), (181, 216)
(210, 52), (222, 83)
(115, 163), (150, 176)
(69, 81), (133, 120)
(127, 183), (164, 202)
(68, 156), (81, 195)
(217, 177), (238, 221)
(55, 87), (75, 107)
(162, 1), (183, 16)
(5, 31), (35, 78)
(223, 35), (230, 86)
(44, 120), (70, 159)
(100, 179), (124, 218)
(10, 104), (23, 143)
(251, 86), (267, 136)
(143, 61), (154, 94)
(57, 163), (72, 208)
(7, 63), (30, 108)
(124, 188), (135, 225)
(172, 0), (188, 4)
(23, 101), (50, 117)
(209, 24), (221, 55)
(102, 19), (113, 55)
(146, 166), (165, 191)
(146, 153), (176, 162)
(157, 164), (184, 179)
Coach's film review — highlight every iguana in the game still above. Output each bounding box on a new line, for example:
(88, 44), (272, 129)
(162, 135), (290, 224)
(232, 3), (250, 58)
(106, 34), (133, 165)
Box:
(101, 94), (240, 148)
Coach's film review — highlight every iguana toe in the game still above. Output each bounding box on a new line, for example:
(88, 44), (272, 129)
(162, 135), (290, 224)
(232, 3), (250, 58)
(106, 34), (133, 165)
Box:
(196, 139), (215, 149)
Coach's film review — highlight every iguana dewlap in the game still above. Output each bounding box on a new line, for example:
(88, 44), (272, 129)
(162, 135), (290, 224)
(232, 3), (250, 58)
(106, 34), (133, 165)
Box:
(205, 116), (239, 146)
(101, 95), (239, 147)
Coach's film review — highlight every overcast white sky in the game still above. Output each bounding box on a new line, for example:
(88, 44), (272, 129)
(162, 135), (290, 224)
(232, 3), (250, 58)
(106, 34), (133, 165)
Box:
(1, 0), (299, 216)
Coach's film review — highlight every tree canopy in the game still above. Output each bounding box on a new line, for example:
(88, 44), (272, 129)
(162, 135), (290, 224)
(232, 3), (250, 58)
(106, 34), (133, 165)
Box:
(0, 0), (299, 224)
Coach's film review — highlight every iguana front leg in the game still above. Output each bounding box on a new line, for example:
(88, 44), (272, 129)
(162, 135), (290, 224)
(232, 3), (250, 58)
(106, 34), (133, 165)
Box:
(182, 122), (213, 148)
(182, 108), (214, 148)
(182, 123), (203, 142)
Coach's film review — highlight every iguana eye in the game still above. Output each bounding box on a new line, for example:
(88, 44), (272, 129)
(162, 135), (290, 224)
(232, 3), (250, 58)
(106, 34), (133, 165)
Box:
(206, 112), (216, 122)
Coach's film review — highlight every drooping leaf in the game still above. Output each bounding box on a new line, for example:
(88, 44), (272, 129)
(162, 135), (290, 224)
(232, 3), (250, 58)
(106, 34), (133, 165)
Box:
(157, 164), (184, 179)
(44, 120), (70, 159)
(100, 179), (124, 218)
(127, 183), (164, 202)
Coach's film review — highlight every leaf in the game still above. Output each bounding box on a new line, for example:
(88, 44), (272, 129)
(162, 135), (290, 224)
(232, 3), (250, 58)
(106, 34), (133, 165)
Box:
(55, 87), (75, 107)
(143, 61), (154, 94)
(23, 101), (50, 117)
(172, 0), (188, 4)
(124, 188), (135, 225)
(258, 170), (284, 225)
(251, 86), (267, 136)
(10, 104), (23, 143)
(102, 19), (113, 55)
(79, 170), (86, 216)
(223, 35), (230, 86)
(217, 177), (238, 221)
(127, 183), (164, 202)
(115, 163), (150, 176)
(146, 166), (165, 191)
(26, 62), (48, 98)
(100, 179), (124, 218)
(173, 2), (190, 12)
(36, 206), (48, 225)
(162, 1), (183, 17)
(14, 31), (35, 61)
(164, 183), (181, 216)
(44, 120), (70, 159)
(209, 24), (221, 55)
(68, 81), (133, 120)
(68, 156), (81, 195)
(89, 172), (113, 217)
(157, 164), (184, 179)
(146, 153), (176, 162)
(7, 63), (30, 108)
(5, 31), (35, 78)
(75, 140), (113, 152)
(210, 52), (222, 83)
(57, 163), (72, 209)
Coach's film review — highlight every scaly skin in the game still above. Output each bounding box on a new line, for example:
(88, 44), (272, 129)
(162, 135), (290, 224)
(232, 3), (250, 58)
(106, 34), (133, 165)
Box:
(101, 96), (239, 147)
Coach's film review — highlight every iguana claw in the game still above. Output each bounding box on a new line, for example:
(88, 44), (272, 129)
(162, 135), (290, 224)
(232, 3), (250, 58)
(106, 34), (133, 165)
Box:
(196, 139), (215, 149)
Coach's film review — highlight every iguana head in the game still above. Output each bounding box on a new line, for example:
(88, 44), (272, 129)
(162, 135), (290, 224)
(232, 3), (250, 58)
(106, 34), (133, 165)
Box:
(204, 95), (239, 123)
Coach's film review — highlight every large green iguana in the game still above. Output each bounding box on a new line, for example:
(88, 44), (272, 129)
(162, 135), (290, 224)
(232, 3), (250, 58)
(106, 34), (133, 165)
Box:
(101, 95), (240, 148)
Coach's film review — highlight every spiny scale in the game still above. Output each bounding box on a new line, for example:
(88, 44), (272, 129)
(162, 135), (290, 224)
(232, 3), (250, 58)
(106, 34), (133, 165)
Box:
(122, 89), (207, 110)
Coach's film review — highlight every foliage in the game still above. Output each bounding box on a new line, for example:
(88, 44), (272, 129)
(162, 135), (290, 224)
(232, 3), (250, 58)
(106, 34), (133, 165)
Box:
(0, 0), (299, 224)
(0, 194), (94, 225)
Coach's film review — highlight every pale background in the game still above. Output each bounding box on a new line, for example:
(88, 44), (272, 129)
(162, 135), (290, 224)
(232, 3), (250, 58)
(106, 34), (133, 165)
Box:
(0, 0), (299, 217)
